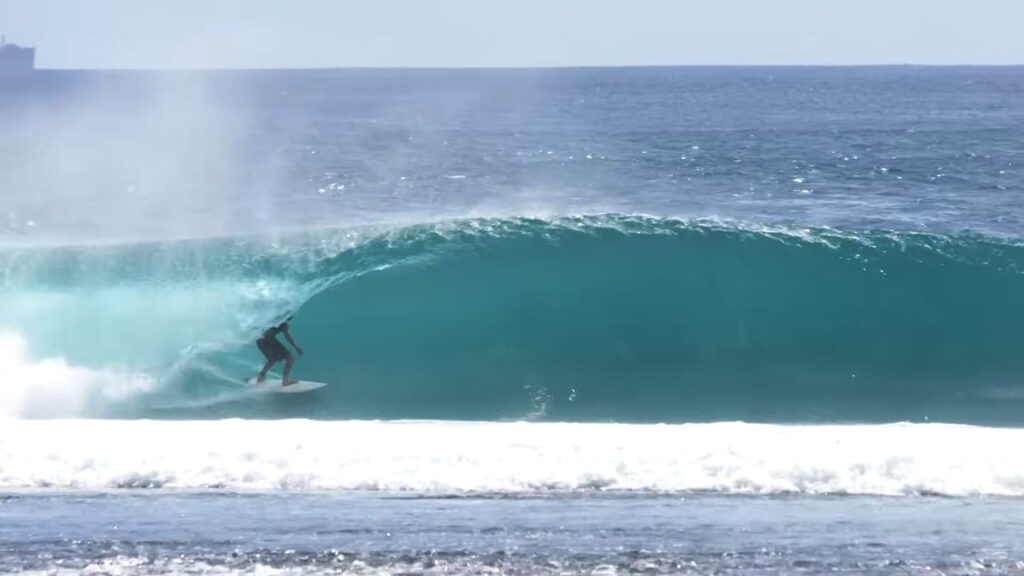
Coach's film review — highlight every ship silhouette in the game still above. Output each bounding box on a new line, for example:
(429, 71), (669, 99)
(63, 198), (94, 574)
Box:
(0, 35), (35, 72)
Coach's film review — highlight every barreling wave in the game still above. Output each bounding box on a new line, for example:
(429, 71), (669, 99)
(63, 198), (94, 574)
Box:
(2, 214), (1024, 423)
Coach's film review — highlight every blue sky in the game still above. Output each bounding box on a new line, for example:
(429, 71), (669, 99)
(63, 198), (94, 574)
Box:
(2, 0), (1021, 69)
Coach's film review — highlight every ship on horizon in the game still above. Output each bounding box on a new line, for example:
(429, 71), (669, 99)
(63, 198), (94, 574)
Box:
(0, 35), (35, 72)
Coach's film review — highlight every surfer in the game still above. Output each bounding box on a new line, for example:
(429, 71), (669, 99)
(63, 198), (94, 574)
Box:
(256, 318), (304, 386)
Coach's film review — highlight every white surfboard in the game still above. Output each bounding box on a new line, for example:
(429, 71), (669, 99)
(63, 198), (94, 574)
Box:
(247, 377), (328, 394)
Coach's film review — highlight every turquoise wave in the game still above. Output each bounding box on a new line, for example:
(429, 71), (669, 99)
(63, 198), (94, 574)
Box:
(3, 215), (1024, 423)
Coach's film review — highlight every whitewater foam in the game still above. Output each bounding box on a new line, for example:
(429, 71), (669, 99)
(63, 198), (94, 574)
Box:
(0, 332), (154, 418)
(1, 419), (1023, 496)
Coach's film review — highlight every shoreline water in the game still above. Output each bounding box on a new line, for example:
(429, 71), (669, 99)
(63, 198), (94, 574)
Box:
(4, 492), (1023, 574)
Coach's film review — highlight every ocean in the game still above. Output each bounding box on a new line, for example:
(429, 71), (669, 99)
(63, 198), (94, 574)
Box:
(1, 66), (1023, 574)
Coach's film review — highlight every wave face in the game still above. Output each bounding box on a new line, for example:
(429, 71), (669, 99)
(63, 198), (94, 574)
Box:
(3, 215), (1024, 423)
(3, 420), (1023, 496)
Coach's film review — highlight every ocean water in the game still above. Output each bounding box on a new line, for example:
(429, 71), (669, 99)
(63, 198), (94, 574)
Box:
(1, 67), (1023, 573)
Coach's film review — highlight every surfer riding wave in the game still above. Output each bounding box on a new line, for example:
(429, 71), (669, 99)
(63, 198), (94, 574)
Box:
(256, 318), (304, 386)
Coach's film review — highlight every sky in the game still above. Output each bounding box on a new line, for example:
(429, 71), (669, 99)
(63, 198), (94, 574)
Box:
(1, 0), (1021, 69)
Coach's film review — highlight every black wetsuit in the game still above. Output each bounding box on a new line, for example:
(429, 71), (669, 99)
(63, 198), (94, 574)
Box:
(257, 322), (291, 362)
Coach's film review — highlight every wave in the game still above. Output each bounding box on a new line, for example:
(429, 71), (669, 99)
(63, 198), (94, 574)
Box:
(2, 419), (1023, 496)
(2, 214), (1024, 423)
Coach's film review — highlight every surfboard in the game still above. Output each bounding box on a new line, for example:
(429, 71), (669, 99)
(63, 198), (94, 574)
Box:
(247, 377), (328, 394)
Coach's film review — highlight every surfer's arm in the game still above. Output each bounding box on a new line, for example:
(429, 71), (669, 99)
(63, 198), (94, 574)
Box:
(283, 328), (304, 356)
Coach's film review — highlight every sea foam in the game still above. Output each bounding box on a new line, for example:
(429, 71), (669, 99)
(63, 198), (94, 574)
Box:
(1, 419), (1022, 496)
(0, 332), (154, 418)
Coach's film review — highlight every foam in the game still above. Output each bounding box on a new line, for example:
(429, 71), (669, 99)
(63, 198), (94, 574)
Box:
(0, 332), (154, 418)
(1, 419), (1023, 496)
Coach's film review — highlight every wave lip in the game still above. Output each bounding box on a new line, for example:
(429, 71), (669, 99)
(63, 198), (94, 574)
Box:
(2, 420), (1023, 496)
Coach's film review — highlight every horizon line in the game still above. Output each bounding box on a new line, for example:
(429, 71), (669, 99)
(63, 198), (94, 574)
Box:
(26, 63), (1024, 72)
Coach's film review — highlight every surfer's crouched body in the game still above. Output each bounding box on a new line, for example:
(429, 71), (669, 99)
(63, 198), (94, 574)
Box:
(257, 319), (304, 386)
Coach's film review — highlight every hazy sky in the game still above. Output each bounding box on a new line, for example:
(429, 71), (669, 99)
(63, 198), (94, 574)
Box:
(2, 0), (1020, 69)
